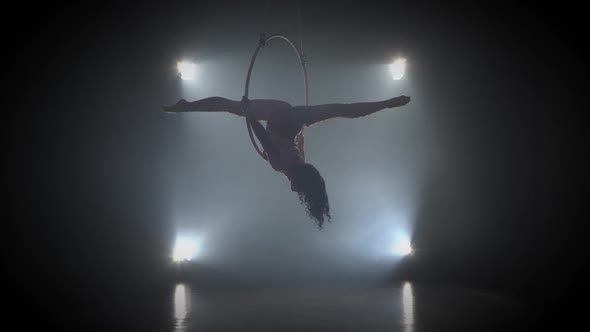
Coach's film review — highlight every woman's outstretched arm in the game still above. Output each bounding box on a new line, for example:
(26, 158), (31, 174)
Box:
(162, 97), (291, 121)
(296, 96), (410, 127)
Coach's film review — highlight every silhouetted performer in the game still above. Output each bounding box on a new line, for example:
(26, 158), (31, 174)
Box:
(163, 95), (410, 227)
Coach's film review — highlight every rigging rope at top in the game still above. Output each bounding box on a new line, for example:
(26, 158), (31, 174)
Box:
(296, 0), (306, 63)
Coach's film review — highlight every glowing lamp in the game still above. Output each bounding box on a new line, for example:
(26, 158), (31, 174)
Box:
(177, 61), (196, 81)
(390, 57), (407, 80)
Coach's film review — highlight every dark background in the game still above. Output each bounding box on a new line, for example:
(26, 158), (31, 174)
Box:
(9, 1), (587, 330)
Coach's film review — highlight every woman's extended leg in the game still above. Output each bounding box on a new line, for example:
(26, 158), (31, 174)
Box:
(162, 97), (291, 121)
(296, 96), (410, 127)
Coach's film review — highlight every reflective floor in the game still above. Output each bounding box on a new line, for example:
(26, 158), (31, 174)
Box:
(171, 282), (534, 332)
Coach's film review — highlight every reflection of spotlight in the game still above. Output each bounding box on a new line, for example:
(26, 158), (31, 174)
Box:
(402, 282), (414, 331)
(394, 238), (413, 256)
(177, 61), (196, 80)
(173, 283), (190, 332)
(390, 57), (407, 81)
(173, 237), (198, 262)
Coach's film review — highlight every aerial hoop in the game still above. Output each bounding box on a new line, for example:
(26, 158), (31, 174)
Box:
(242, 33), (309, 160)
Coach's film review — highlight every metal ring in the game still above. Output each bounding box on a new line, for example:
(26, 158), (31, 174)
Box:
(243, 34), (309, 159)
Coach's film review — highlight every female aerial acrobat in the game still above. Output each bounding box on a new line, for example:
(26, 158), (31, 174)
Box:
(163, 95), (410, 227)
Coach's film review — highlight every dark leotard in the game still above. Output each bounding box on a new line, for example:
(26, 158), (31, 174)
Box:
(265, 108), (305, 172)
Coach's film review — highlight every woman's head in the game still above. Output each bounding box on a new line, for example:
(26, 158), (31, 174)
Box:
(288, 163), (331, 228)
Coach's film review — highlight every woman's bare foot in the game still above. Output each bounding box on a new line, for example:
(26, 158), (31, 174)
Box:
(386, 95), (410, 108)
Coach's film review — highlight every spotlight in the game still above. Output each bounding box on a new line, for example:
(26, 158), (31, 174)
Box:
(177, 61), (196, 81)
(173, 237), (198, 262)
(394, 237), (413, 256)
(390, 57), (407, 81)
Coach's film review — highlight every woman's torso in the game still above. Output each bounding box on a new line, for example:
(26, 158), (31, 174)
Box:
(265, 108), (304, 172)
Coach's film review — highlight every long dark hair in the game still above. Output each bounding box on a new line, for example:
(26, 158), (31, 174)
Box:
(289, 163), (331, 228)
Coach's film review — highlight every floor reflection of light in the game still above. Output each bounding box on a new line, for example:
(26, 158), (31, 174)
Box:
(402, 282), (414, 332)
(174, 284), (190, 332)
